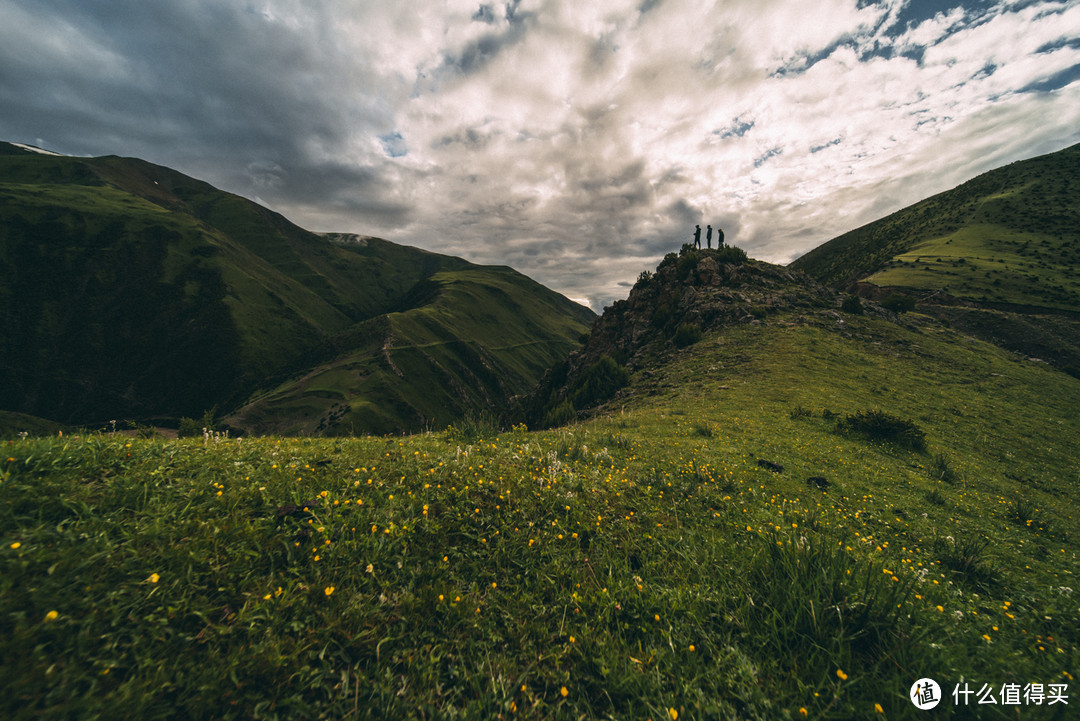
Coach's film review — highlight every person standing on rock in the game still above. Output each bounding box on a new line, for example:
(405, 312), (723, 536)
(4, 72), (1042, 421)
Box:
(693, 225), (701, 249)
(706, 225), (713, 249)
(717, 227), (725, 247)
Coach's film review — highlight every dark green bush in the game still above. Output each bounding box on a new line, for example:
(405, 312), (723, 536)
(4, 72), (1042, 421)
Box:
(570, 356), (629, 409)
(541, 399), (576, 428)
(841, 295), (864, 314)
(177, 417), (202, 438)
(837, 409), (927, 451)
(673, 323), (702, 348)
(712, 245), (748, 264)
(881, 293), (916, 313)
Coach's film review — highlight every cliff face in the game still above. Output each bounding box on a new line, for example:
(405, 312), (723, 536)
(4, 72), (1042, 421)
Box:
(521, 246), (844, 427)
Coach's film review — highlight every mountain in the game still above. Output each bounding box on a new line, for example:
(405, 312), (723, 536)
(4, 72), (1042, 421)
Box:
(790, 142), (1080, 369)
(0, 141), (594, 433)
(6, 185), (1080, 717)
(521, 245), (846, 427)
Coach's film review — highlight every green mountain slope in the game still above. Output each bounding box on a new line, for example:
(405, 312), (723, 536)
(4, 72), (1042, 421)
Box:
(229, 266), (596, 436)
(0, 142), (593, 431)
(790, 142), (1080, 370)
(4, 244), (1076, 718)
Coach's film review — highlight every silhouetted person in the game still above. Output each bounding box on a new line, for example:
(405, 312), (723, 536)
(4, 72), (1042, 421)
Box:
(717, 227), (725, 246)
(706, 225), (713, 249)
(693, 225), (701, 249)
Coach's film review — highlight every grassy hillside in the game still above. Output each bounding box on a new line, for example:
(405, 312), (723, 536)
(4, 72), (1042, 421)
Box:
(790, 142), (1080, 310)
(789, 142), (1080, 370)
(229, 267), (596, 436)
(4, 294), (1077, 719)
(0, 142), (593, 431)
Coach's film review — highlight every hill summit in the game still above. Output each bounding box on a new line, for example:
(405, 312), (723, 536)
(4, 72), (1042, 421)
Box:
(521, 245), (879, 427)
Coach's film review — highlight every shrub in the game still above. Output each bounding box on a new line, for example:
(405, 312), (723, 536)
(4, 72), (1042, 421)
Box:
(651, 302), (673, 329)
(676, 252), (700, 280)
(673, 323), (702, 348)
(571, 356), (630, 409)
(881, 293), (916, 313)
(177, 417), (202, 438)
(924, 488), (946, 506)
(541, 399), (576, 428)
(836, 410), (927, 451)
(840, 295), (864, 314)
(789, 405), (812, 420)
(713, 245), (748, 264)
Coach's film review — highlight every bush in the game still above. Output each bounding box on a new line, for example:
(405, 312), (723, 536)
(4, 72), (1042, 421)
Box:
(177, 417), (202, 438)
(541, 399), (576, 428)
(789, 405), (812, 420)
(881, 293), (916, 313)
(673, 323), (702, 348)
(571, 356), (630, 408)
(836, 410), (927, 451)
(840, 295), (864, 314)
(712, 245), (748, 264)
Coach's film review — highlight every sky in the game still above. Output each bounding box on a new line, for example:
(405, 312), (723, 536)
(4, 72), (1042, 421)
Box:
(2, 1), (1079, 310)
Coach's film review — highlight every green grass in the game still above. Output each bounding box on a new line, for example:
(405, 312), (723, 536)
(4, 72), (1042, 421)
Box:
(4, 309), (1077, 719)
(0, 144), (593, 431)
(792, 142), (1080, 311)
(865, 225), (1080, 310)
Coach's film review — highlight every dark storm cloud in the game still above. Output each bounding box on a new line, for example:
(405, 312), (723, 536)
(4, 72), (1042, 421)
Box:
(0, 0), (408, 227)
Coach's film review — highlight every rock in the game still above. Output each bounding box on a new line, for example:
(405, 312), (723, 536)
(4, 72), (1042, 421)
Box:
(757, 459), (784, 473)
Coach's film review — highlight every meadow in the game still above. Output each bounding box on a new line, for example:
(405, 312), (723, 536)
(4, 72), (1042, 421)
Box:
(3, 312), (1078, 719)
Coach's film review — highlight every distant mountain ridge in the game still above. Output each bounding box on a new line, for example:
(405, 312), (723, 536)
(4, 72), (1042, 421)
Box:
(790, 142), (1080, 370)
(0, 141), (594, 433)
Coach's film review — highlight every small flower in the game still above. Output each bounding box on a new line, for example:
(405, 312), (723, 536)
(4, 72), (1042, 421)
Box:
(688, 644), (695, 652)
(654, 614), (660, 621)
(44, 610), (58, 622)
(669, 708), (678, 720)
(874, 702), (884, 713)
(324, 585), (335, 596)
(560, 686), (569, 697)
(799, 709), (808, 717)
(836, 669), (848, 681)
(148, 573), (160, 583)
(9, 542), (20, 549)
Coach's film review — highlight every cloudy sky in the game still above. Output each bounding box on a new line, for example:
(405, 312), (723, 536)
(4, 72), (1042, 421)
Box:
(2, 1), (1079, 309)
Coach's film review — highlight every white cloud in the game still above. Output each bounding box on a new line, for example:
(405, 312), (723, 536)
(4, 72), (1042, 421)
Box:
(1, 0), (1078, 309)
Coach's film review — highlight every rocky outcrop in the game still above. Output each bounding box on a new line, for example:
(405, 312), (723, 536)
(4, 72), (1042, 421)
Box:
(519, 246), (839, 426)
